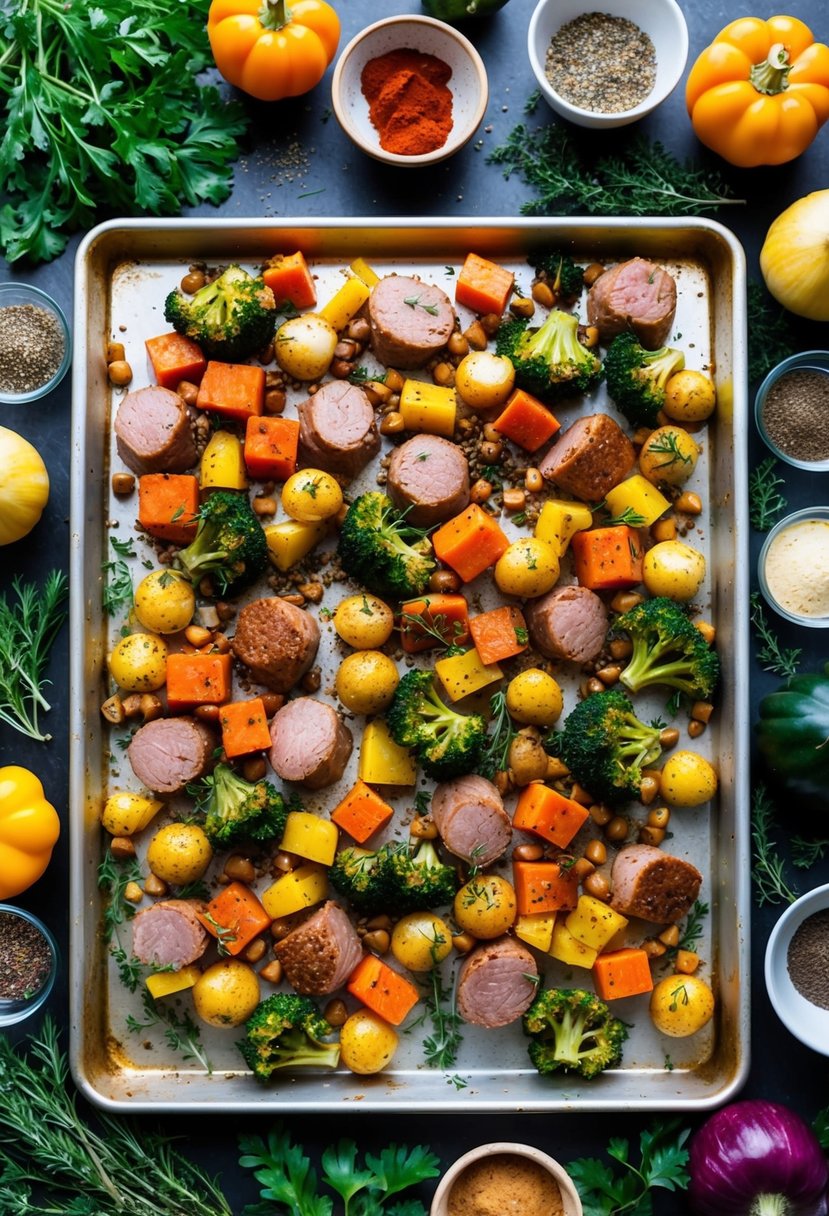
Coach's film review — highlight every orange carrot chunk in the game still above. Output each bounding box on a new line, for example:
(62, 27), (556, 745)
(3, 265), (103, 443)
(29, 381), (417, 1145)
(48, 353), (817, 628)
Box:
(571, 525), (644, 592)
(346, 954), (420, 1026)
(166, 652), (232, 712)
(468, 604), (528, 665)
(513, 860), (579, 916)
(513, 783), (589, 849)
(456, 252), (515, 316)
(592, 947), (654, 1001)
(243, 416), (300, 481)
(145, 332), (207, 390)
(398, 593), (470, 654)
(492, 388), (561, 452)
(196, 360), (265, 422)
(219, 697), (272, 759)
(197, 882), (272, 956)
(331, 780), (394, 845)
(432, 505), (509, 583)
(262, 251), (317, 311)
(138, 473), (200, 544)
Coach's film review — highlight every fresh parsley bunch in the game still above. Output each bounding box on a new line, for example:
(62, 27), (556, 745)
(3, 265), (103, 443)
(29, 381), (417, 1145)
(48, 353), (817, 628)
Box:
(568, 1122), (691, 1216)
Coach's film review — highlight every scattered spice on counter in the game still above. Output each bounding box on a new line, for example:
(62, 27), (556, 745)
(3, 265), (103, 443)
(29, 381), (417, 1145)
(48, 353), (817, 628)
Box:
(787, 909), (829, 1009)
(0, 911), (53, 1001)
(764, 518), (829, 619)
(545, 12), (656, 114)
(448, 1154), (564, 1216)
(0, 303), (65, 395)
(361, 49), (453, 156)
(761, 368), (829, 462)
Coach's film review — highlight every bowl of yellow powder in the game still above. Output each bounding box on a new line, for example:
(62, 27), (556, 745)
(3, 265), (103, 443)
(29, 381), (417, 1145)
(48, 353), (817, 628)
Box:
(759, 507), (829, 627)
(430, 1142), (582, 1216)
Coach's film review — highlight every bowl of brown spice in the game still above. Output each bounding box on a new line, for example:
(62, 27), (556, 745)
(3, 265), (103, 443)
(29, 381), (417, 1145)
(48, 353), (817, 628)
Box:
(765, 883), (829, 1057)
(331, 15), (488, 167)
(755, 351), (829, 470)
(0, 282), (71, 405)
(0, 905), (58, 1026)
(430, 1142), (583, 1216)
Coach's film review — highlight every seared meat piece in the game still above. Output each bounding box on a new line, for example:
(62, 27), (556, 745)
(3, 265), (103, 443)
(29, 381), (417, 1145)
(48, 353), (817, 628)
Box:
(539, 413), (634, 501)
(610, 844), (703, 923)
(526, 584), (608, 664)
(268, 698), (353, 789)
(114, 386), (196, 475)
(231, 597), (320, 694)
(431, 775), (511, 866)
(457, 937), (538, 1028)
(297, 381), (380, 480)
(587, 258), (677, 350)
(127, 717), (215, 795)
(275, 901), (363, 995)
(386, 434), (470, 527)
(368, 274), (455, 368)
(132, 899), (208, 969)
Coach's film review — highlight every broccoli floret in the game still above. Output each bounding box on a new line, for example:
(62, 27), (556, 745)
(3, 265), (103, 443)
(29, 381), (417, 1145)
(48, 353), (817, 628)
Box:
(383, 839), (458, 912)
(523, 987), (627, 1081)
(176, 490), (268, 595)
(495, 309), (602, 403)
(197, 763), (287, 849)
(557, 688), (663, 805)
(237, 994), (340, 1080)
(615, 597), (720, 700)
(164, 264), (277, 362)
(603, 332), (686, 427)
(386, 669), (487, 781)
(337, 492), (436, 601)
(529, 251), (585, 302)
(329, 845), (392, 913)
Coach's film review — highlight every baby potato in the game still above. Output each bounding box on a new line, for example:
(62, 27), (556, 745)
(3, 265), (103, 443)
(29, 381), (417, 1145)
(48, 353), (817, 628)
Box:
(506, 668), (563, 728)
(334, 594), (395, 649)
(495, 538), (560, 599)
(274, 313), (338, 381)
(638, 426), (699, 488)
(335, 651), (399, 715)
(660, 750), (718, 807)
(133, 570), (196, 635)
(107, 632), (168, 692)
(193, 960), (260, 1028)
(663, 370), (716, 422)
(146, 822), (213, 885)
(391, 912), (453, 972)
(101, 792), (162, 837)
(650, 974), (715, 1037)
(282, 469), (343, 522)
(339, 1009), (399, 1075)
(454, 351), (516, 412)
(643, 540), (705, 602)
(454, 875), (517, 939)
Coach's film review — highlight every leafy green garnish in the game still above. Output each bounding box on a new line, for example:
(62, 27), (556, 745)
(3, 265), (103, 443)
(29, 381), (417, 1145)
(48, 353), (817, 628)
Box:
(103, 536), (134, 617)
(749, 458), (787, 531)
(750, 592), (801, 679)
(747, 282), (796, 384)
(814, 1105), (829, 1151)
(0, 571), (68, 740)
(479, 689), (516, 780)
(790, 836), (829, 870)
(568, 1121), (690, 1216)
(751, 783), (798, 908)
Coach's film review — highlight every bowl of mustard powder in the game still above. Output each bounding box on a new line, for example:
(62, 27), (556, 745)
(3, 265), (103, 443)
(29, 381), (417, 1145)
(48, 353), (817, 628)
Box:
(430, 1142), (582, 1216)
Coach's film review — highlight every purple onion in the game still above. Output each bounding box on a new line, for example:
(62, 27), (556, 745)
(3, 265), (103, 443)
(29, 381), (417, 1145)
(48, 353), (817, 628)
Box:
(689, 1100), (829, 1216)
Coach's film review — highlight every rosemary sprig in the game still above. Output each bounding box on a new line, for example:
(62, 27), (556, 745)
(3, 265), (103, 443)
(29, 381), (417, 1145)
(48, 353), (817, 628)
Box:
(127, 990), (212, 1073)
(664, 900), (709, 962)
(750, 592), (801, 679)
(102, 536), (134, 617)
(399, 600), (466, 653)
(790, 836), (829, 870)
(603, 507), (648, 528)
(479, 689), (516, 779)
(0, 570), (68, 741)
(749, 457), (787, 531)
(420, 961), (463, 1071)
(751, 784), (798, 907)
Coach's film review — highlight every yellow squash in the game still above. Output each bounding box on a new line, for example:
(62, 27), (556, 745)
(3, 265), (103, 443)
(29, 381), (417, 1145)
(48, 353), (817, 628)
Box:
(0, 426), (49, 546)
(0, 766), (61, 899)
(760, 190), (829, 320)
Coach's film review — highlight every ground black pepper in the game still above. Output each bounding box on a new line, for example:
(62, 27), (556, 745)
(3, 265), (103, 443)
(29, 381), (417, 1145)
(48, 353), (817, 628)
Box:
(762, 369), (829, 462)
(0, 302), (66, 395)
(787, 908), (829, 1010)
(545, 13), (656, 114)
(0, 911), (53, 1001)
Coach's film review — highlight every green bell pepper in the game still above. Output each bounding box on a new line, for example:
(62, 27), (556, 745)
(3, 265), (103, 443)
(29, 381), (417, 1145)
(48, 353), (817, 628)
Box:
(757, 670), (829, 814)
(422, 0), (510, 20)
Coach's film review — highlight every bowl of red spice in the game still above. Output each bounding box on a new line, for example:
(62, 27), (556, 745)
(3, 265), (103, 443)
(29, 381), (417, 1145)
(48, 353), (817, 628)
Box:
(0, 282), (71, 404)
(0, 905), (58, 1026)
(430, 1142), (583, 1216)
(331, 15), (488, 166)
(765, 883), (829, 1058)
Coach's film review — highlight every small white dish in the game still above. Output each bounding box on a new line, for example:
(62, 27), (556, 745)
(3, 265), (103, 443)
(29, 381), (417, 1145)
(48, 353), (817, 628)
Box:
(758, 507), (829, 628)
(430, 1142), (583, 1216)
(527, 0), (689, 129)
(765, 883), (829, 1057)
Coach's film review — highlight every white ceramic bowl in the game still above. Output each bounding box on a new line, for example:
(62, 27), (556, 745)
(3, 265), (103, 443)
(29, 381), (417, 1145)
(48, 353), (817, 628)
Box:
(765, 883), (829, 1057)
(757, 507), (829, 628)
(331, 16), (488, 167)
(527, 0), (689, 128)
(430, 1143), (583, 1216)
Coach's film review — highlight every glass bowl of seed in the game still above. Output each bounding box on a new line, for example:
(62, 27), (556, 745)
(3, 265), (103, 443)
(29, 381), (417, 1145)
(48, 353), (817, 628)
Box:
(527, 0), (688, 129)
(0, 904), (59, 1026)
(755, 351), (829, 471)
(0, 282), (72, 405)
(765, 883), (829, 1057)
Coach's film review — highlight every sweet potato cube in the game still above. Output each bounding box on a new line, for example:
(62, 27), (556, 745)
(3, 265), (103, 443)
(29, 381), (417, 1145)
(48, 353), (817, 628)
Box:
(571, 525), (643, 592)
(244, 416), (300, 481)
(592, 947), (654, 1001)
(138, 474), (199, 544)
(165, 652), (232, 711)
(145, 332), (206, 390)
(469, 605), (528, 665)
(347, 955), (419, 1026)
(456, 252), (515, 316)
(196, 360), (264, 422)
(513, 783), (589, 849)
(513, 860), (579, 916)
(219, 697), (272, 759)
(432, 504), (509, 583)
(492, 389), (560, 452)
(331, 780), (394, 844)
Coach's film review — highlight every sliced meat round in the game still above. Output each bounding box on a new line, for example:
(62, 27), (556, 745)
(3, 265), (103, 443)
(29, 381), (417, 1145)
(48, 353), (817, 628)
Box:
(132, 899), (208, 969)
(386, 434), (470, 527)
(231, 596), (320, 694)
(274, 901), (363, 995)
(610, 844), (703, 924)
(297, 381), (380, 480)
(457, 937), (538, 1028)
(368, 274), (455, 368)
(431, 775), (511, 866)
(114, 386), (196, 475)
(268, 697), (353, 789)
(127, 716), (215, 795)
(587, 258), (677, 350)
(539, 413), (634, 501)
(526, 584), (608, 664)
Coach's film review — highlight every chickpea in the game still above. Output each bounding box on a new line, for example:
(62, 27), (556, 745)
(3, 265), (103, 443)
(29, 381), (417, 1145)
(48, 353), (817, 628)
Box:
(583, 871), (610, 901)
(181, 269), (206, 294)
(108, 360), (133, 386)
(605, 815), (629, 843)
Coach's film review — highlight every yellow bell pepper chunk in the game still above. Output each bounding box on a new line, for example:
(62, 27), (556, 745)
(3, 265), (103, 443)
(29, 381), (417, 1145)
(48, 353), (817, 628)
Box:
(350, 258), (380, 288)
(534, 499), (593, 557)
(265, 520), (327, 571)
(565, 895), (629, 953)
(399, 380), (457, 438)
(101, 792), (164, 837)
(0, 765), (61, 901)
(261, 863), (328, 919)
(280, 811), (339, 866)
(515, 912), (556, 953)
(319, 277), (371, 333)
(358, 720), (417, 785)
(548, 919), (598, 968)
(200, 430), (248, 490)
(435, 648), (503, 704)
(603, 475), (670, 528)
(146, 965), (200, 1000)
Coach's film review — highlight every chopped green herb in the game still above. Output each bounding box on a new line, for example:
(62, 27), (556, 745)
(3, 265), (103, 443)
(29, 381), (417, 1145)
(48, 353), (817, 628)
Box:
(751, 783), (798, 907)
(749, 457), (787, 531)
(750, 592), (801, 679)
(403, 294), (440, 316)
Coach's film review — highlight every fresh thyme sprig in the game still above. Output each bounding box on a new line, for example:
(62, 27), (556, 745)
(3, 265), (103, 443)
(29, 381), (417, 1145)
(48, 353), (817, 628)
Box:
(420, 953), (463, 1071)
(750, 592), (801, 679)
(790, 836), (829, 870)
(751, 783), (798, 907)
(603, 507), (648, 528)
(399, 599), (467, 653)
(663, 900), (709, 963)
(749, 457), (787, 531)
(0, 570), (68, 741)
(127, 989), (212, 1073)
(479, 689), (516, 779)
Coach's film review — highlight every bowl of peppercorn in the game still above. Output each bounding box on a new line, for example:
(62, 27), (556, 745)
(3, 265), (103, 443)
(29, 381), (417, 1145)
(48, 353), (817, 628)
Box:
(755, 351), (829, 470)
(0, 282), (71, 404)
(0, 905), (58, 1026)
(765, 883), (829, 1058)
(527, 0), (689, 129)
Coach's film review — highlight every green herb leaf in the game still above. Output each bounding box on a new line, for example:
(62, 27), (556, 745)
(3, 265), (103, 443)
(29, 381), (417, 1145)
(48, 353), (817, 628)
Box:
(403, 294), (439, 316)
(751, 783), (799, 908)
(363, 1144), (441, 1199)
(790, 835), (829, 870)
(239, 1127), (332, 1216)
(569, 1121), (690, 1216)
(0, 571), (68, 741)
(814, 1105), (829, 1151)
(750, 592), (801, 679)
(749, 458), (787, 531)
(747, 282), (796, 384)
(320, 1142), (374, 1212)
(479, 689), (516, 780)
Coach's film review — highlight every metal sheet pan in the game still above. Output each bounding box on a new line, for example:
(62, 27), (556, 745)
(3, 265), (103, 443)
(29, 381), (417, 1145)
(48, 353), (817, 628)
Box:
(69, 218), (749, 1111)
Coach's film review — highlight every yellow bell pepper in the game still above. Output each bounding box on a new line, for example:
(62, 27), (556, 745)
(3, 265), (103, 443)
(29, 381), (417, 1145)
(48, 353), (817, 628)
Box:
(146, 965), (201, 1000)
(265, 519), (327, 570)
(358, 720), (417, 785)
(261, 863), (328, 919)
(434, 647), (503, 703)
(280, 811), (338, 866)
(515, 912), (556, 953)
(565, 895), (629, 954)
(399, 380), (457, 437)
(535, 499), (593, 557)
(0, 766), (61, 899)
(319, 277), (371, 333)
(548, 919), (598, 969)
(350, 258), (380, 288)
(603, 476), (670, 529)
(200, 430), (248, 490)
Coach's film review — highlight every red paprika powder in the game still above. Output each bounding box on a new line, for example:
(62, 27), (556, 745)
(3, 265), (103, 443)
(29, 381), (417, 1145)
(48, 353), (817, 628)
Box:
(360, 48), (453, 156)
